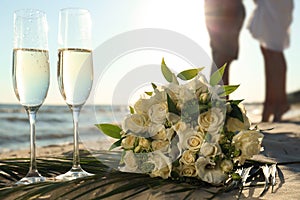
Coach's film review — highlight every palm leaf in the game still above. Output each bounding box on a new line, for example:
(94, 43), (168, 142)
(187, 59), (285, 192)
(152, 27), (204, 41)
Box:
(0, 150), (289, 199)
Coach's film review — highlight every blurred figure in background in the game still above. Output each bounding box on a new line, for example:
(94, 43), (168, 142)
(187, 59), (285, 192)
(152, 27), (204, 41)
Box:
(248, 0), (294, 122)
(204, 0), (245, 85)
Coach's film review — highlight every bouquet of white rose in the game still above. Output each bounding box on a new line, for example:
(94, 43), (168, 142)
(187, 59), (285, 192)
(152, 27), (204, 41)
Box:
(96, 58), (264, 185)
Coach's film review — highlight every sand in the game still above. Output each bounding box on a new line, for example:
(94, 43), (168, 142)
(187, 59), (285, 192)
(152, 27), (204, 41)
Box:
(0, 107), (300, 199)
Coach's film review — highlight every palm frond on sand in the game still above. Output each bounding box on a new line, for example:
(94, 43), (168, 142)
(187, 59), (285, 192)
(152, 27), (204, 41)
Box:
(0, 150), (284, 200)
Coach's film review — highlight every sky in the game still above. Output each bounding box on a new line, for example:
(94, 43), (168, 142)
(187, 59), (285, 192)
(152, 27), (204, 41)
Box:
(0, 0), (299, 105)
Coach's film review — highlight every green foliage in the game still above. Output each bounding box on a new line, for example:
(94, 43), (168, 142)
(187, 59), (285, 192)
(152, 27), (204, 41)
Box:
(177, 68), (204, 80)
(109, 138), (123, 150)
(167, 93), (180, 115)
(95, 124), (122, 139)
(161, 58), (174, 83)
(151, 82), (157, 90)
(210, 63), (227, 86)
(228, 104), (244, 123)
(129, 106), (135, 114)
(145, 91), (153, 96)
(219, 85), (240, 97)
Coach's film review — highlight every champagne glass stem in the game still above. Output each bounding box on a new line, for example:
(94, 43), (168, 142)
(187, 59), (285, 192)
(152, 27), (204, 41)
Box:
(29, 110), (37, 173)
(71, 105), (82, 170)
(25, 106), (42, 177)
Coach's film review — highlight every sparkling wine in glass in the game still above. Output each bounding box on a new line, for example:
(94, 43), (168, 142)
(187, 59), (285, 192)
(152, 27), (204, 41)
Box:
(55, 8), (94, 181)
(12, 9), (50, 184)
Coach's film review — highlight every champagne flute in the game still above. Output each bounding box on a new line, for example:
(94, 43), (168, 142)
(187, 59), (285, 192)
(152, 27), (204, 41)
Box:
(56, 8), (94, 180)
(12, 9), (50, 184)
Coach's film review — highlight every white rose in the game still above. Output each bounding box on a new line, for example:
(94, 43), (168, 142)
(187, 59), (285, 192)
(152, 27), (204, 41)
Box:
(121, 135), (136, 149)
(152, 140), (169, 152)
(148, 102), (168, 124)
(232, 130), (264, 164)
(177, 128), (204, 152)
(122, 114), (148, 135)
(195, 157), (227, 185)
(149, 151), (172, 179)
(200, 142), (222, 157)
(122, 151), (138, 172)
(180, 164), (197, 177)
(180, 150), (196, 165)
(147, 123), (165, 138)
(226, 115), (251, 133)
(173, 121), (188, 133)
(134, 98), (152, 115)
(198, 108), (225, 135)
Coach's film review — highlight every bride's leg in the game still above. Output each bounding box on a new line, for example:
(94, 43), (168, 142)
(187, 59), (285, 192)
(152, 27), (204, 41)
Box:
(260, 46), (289, 122)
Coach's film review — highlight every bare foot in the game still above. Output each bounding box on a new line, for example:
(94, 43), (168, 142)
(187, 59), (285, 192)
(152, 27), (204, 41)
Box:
(273, 104), (290, 122)
(262, 104), (274, 122)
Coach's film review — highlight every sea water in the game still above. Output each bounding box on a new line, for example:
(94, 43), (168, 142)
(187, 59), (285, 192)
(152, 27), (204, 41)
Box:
(0, 104), (128, 152)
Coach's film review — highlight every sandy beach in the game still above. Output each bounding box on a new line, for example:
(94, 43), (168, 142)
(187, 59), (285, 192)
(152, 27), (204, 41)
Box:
(0, 105), (300, 199)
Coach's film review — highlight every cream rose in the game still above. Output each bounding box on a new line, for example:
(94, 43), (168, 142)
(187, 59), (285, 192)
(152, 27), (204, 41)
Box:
(198, 108), (225, 135)
(226, 115), (251, 133)
(180, 164), (197, 177)
(200, 142), (222, 157)
(148, 102), (168, 124)
(121, 135), (136, 149)
(173, 120), (188, 133)
(152, 139), (169, 152)
(195, 157), (227, 185)
(122, 114), (148, 135)
(134, 98), (152, 115)
(180, 150), (196, 165)
(232, 130), (264, 164)
(177, 128), (204, 151)
(139, 137), (151, 149)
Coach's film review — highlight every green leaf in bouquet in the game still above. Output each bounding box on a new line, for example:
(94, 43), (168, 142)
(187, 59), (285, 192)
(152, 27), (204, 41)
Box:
(145, 91), (153, 96)
(161, 58), (174, 83)
(167, 93), (180, 115)
(177, 67), (204, 80)
(95, 123), (122, 139)
(151, 82), (157, 90)
(228, 99), (244, 105)
(210, 63), (227, 86)
(219, 85), (240, 97)
(229, 104), (244, 123)
(109, 138), (123, 150)
(129, 106), (135, 114)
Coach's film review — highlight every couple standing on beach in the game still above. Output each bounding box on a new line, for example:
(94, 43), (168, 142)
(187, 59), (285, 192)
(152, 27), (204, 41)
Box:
(204, 0), (294, 122)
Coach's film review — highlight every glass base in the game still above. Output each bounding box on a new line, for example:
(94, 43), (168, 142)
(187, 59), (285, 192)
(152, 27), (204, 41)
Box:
(16, 172), (46, 185)
(55, 167), (94, 181)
